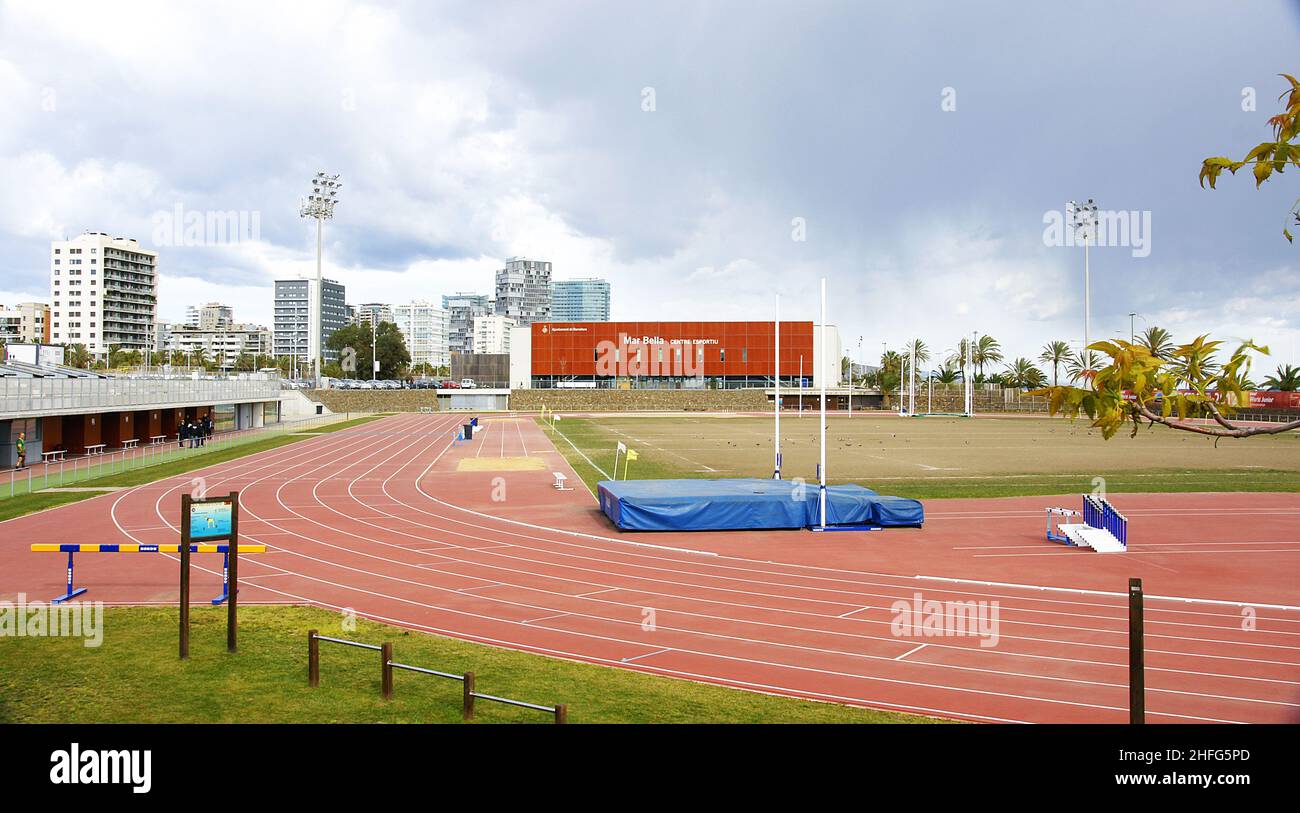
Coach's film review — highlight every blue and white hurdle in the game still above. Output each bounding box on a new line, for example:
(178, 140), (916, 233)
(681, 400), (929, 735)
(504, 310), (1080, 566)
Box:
(1046, 495), (1128, 553)
(30, 543), (267, 604)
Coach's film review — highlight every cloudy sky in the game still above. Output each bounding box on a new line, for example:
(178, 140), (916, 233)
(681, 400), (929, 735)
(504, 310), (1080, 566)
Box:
(2, 0), (1299, 373)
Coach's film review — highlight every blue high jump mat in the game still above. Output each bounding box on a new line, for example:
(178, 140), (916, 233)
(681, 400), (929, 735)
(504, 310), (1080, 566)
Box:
(596, 478), (924, 532)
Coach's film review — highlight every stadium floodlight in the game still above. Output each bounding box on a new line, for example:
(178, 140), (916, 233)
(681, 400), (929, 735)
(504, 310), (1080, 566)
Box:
(300, 171), (343, 389)
(1068, 198), (1099, 372)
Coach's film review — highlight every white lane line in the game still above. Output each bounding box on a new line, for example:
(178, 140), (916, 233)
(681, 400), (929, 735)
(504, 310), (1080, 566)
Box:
(917, 575), (1300, 612)
(516, 420), (529, 456)
(524, 611), (571, 624)
(895, 643), (927, 661)
(577, 587), (621, 598)
(838, 606), (871, 619)
(622, 647), (673, 664)
(457, 582), (506, 593)
(975, 548), (1300, 559)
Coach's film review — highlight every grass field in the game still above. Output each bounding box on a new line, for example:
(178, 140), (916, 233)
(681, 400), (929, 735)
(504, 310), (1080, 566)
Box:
(0, 606), (932, 724)
(0, 415), (385, 523)
(541, 413), (1300, 499)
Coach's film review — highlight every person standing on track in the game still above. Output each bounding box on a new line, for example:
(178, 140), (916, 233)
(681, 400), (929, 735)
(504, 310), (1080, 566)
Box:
(15, 431), (26, 470)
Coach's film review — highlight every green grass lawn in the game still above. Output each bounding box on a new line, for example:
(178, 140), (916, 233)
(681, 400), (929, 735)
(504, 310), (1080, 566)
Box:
(539, 415), (1300, 499)
(0, 416), (385, 523)
(0, 606), (933, 724)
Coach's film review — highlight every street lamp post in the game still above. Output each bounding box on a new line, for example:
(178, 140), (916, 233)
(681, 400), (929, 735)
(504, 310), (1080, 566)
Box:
(1068, 198), (1099, 372)
(300, 172), (342, 389)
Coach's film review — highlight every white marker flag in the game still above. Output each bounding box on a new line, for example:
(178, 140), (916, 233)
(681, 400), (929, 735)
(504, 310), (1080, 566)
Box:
(616, 441), (627, 453)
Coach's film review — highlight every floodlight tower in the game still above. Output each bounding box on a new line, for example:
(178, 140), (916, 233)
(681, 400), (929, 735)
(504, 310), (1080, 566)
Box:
(300, 172), (342, 388)
(1067, 198), (1099, 372)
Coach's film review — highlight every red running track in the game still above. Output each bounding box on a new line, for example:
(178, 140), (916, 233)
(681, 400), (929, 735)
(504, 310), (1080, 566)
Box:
(2, 413), (1298, 723)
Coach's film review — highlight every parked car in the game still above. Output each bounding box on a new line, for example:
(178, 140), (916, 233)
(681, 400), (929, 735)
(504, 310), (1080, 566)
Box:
(440, 379), (460, 389)
(460, 378), (477, 389)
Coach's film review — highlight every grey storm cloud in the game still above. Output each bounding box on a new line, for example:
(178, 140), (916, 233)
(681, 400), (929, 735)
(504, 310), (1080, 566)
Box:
(0, 0), (1298, 365)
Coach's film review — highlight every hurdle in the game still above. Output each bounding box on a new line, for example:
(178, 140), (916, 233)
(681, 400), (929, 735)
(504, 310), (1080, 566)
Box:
(30, 543), (267, 604)
(1044, 496), (1128, 552)
(1045, 507), (1081, 543)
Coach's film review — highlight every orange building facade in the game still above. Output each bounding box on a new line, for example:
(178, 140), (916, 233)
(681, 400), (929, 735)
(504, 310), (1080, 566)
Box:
(527, 321), (818, 389)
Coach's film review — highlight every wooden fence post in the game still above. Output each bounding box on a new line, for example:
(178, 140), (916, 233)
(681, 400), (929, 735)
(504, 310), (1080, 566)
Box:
(462, 672), (476, 721)
(308, 630), (319, 687)
(381, 642), (394, 700)
(1129, 577), (1145, 724)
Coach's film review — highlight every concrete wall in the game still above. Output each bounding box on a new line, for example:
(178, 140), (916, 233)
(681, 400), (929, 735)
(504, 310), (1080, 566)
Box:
(281, 389), (330, 419)
(305, 389), (440, 413)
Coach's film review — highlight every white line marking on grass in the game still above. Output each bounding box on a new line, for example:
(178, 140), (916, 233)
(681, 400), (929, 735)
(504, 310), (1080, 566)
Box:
(895, 643), (927, 661)
(544, 421), (612, 480)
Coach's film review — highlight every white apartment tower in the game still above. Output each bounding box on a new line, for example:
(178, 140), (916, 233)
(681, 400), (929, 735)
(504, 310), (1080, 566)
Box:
(50, 232), (157, 356)
(472, 314), (516, 354)
(392, 301), (451, 369)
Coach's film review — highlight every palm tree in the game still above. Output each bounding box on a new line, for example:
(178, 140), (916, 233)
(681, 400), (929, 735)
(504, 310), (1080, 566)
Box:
(1065, 350), (1103, 383)
(1138, 326), (1175, 359)
(878, 350), (903, 391)
(973, 334), (1003, 378)
(903, 339), (930, 366)
(1003, 358), (1047, 389)
(933, 362), (960, 384)
(1262, 364), (1300, 391)
(64, 343), (90, 368)
(1038, 340), (1070, 386)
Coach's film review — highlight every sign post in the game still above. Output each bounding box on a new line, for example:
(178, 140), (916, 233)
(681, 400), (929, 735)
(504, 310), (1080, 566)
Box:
(179, 491), (241, 658)
(179, 494), (192, 659)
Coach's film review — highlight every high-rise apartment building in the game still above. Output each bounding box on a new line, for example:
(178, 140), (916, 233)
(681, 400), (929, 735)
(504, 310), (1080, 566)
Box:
(442, 292), (492, 356)
(494, 258), (551, 326)
(354, 303), (393, 327)
(392, 301), (450, 370)
(472, 314), (516, 354)
(18, 302), (51, 343)
(273, 278), (346, 364)
(0, 302), (50, 344)
(50, 232), (157, 355)
(194, 302), (234, 330)
(551, 278), (610, 322)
